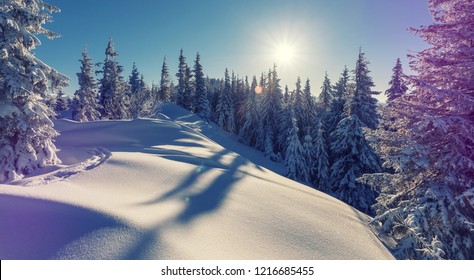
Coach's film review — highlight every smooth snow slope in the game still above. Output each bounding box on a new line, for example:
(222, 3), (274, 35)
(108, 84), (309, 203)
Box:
(0, 104), (393, 260)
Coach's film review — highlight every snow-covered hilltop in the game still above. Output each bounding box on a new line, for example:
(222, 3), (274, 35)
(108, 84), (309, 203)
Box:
(0, 104), (393, 260)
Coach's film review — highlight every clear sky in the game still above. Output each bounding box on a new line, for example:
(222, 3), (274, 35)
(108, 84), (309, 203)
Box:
(36, 0), (432, 100)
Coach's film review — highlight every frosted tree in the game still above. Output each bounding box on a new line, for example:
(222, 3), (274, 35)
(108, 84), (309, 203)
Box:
(0, 0), (68, 182)
(385, 58), (408, 102)
(176, 49), (193, 111)
(73, 48), (100, 122)
(349, 49), (380, 130)
(239, 76), (260, 147)
(327, 67), (350, 135)
(285, 107), (309, 182)
(215, 69), (235, 133)
(260, 66), (283, 160)
(159, 57), (172, 102)
(193, 53), (210, 120)
(331, 96), (381, 214)
(98, 38), (130, 119)
(301, 79), (315, 136)
(362, 0), (474, 260)
(54, 90), (68, 113)
(276, 100), (294, 156)
(318, 72), (332, 111)
(129, 62), (141, 95)
(312, 121), (330, 191)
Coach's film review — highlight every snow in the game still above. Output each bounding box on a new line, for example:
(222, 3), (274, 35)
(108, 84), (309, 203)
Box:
(0, 103), (393, 260)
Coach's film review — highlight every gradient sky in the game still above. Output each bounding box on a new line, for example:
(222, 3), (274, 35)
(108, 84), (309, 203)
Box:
(36, 0), (432, 101)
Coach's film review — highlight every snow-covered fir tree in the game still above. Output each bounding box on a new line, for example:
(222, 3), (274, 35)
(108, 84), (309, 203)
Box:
(176, 49), (193, 111)
(301, 79), (315, 136)
(72, 48), (101, 122)
(193, 53), (210, 120)
(215, 69), (235, 133)
(318, 72), (333, 111)
(385, 58), (408, 102)
(98, 38), (130, 119)
(330, 96), (382, 215)
(349, 49), (380, 130)
(159, 57), (172, 102)
(0, 0), (68, 182)
(362, 0), (474, 260)
(285, 107), (309, 182)
(54, 90), (68, 113)
(312, 121), (330, 191)
(327, 67), (350, 135)
(260, 66), (283, 160)
(129, 62), (141, 95)
(276, 98), (294, 156)
(239, 76), (260, 147)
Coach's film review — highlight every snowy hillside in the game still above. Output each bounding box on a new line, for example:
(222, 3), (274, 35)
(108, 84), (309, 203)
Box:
(0, 104), (393, 260)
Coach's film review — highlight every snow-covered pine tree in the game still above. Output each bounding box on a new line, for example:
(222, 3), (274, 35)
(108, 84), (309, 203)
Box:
(73, 48), (101, 122)
(301, 79), (315, 136)
(276, 98), (294, 157)
(312, 121), (330, 191)
(385, 58), (408, 102)
(98, 38), (129, 119)
(0, 0), (68, 182)
(327, 67), (350, 135)
(159, 57), (172, 102)
(349, 49), (380, 130)
(330, 95), (382, 215)
(285, 107), (309, 182)
(193, 53), (210, 120)
(318, 72), (332, 112)
(260, 66), (283, 160)
(129, 62), (141, 95)
(54, 90), (68, 113)
(175, 49), (193, 111)
(362, 0), (474, 260)
(239, 76), (260, 147)
(215, 69), (235, 133)
(293, 77), (305, 135)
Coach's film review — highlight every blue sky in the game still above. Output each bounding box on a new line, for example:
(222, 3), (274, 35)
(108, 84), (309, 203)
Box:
(36, 0), (432, 99)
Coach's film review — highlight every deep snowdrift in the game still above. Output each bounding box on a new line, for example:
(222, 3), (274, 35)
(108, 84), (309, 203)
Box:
(0, 104), (393, 259)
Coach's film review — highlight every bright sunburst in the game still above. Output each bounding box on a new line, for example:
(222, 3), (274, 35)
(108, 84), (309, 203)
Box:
(274, 42), (297, 65)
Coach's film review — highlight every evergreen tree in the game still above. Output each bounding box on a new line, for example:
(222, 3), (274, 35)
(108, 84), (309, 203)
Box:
(54, 91), (68, 113)
(312, 121), (330, 191)
(73, 48), (101, 122)
(349, 49), (380, 129)
(363, 0), (474, 260)
(276, 100), (294, 156)
(98, 38), (130, 119)
(285, 107), (309, 182)
(260, 66), (283, 159)
(129, 62), (141, 94)
(327, 67), (350, 134)
(385, 58), (408, 101)
(215, 69), (235, 133)
(193, 53), (210, 120)
(331, 95), (381, 214)
(159, 57), (172, 102)
(0, 0), (68, 182)
(302, 78), (315, 136)
(239, 76), (260, 146)
(318, 72), (333, 111)
(176, 49), (193, 111)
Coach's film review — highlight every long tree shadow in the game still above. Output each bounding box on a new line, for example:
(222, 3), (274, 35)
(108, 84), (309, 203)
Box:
(176, 155), (245, 224)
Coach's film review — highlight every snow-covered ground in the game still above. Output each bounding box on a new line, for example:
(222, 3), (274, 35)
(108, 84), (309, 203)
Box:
(0, 104), (393, 260)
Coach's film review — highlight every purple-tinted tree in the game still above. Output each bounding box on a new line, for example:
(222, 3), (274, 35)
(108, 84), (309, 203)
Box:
(362, 0), (474, 259)
(385, 58), (408, 101)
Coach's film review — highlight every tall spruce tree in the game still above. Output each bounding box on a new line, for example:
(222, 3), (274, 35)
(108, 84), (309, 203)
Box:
(312, 121), (330, 191)
(363, 0), (474, 260)
(331, 96), (382, 215)
(239, 76), (260, 146)
(349, 49), (380, 130)
(285, 107), (309, 182)
(129, 62), (141, 94)
(73, 48), (101, 122)
(0, 0), (68, 182)
(98, 38), (129, 119)
(176, 49), (193, 111)
(385, 58), (408, 101)
(318, 72), (333, 111)
(159, 57), (172, 102)
(193, 53), (210, 120)
(215, 69), (235, 133)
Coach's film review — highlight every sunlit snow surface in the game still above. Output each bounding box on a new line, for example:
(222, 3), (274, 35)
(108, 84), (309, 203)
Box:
(0, 104), (393, 260)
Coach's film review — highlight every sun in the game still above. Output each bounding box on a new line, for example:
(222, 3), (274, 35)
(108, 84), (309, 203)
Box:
(274, 42), (297, 65)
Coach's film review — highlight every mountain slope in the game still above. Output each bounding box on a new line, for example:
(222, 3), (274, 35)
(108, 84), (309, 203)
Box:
(0, 104), (393, 259)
